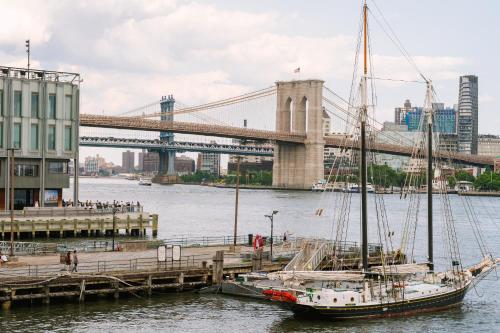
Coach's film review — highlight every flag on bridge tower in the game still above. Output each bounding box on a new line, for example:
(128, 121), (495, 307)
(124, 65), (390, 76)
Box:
(294, 67), (300, 73)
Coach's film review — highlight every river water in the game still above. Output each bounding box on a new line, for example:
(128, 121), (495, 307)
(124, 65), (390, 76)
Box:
(1, 177), (499, 332)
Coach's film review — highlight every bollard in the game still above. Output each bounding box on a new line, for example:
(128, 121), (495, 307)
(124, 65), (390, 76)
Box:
(212, 250), (224, 285)
(252, 249), (263, 271)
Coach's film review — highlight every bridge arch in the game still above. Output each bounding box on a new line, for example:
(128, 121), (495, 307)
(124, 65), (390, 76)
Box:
(294, 96), (308, 133)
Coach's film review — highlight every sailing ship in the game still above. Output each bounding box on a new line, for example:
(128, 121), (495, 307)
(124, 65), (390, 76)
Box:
(262, 1), (498, 319)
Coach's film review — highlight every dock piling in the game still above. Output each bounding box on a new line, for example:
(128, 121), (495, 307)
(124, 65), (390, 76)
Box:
(212, 250), (224, 284)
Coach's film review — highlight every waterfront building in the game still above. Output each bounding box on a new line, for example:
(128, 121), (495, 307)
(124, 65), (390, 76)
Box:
(478, 134), (500, 157)
(122, 150), (135, 173)
(174, 155), (195, 175)
(437, 133), (458, 152)
(0, 66), (79, 209)
(142, 151), (160, 174)
(197, 144), (221, 176)
(375, 122), (417, 170)
(457, 75), (479, 154)
(84, 156), (99, 175)
(137, 150), (145, 171)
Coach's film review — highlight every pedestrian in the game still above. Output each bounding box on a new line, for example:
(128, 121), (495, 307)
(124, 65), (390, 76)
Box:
(72, 250), (79, 272)
(65, 251), (72, 272)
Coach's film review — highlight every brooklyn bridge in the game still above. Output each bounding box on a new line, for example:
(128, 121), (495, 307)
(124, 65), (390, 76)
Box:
(79, 79), (494, 189)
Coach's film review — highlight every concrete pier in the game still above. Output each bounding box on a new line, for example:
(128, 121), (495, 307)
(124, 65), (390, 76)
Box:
(0, 207), (157, 239)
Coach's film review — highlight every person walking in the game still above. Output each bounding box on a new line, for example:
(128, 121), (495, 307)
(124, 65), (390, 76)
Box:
(65, 251), (72, 272)
(72, 250), (79, 272)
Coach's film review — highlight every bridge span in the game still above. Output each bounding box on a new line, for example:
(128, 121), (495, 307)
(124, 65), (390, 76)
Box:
(80, 114), (494, 168)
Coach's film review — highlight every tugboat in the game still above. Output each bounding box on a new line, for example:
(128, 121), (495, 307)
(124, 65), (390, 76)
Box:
(263, 1), (498, 319)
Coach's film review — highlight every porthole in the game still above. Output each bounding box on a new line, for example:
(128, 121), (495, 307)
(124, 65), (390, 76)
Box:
(317, 295), (321, 300)
(333, 298), (337, 303)
(350, 297), (355, 302)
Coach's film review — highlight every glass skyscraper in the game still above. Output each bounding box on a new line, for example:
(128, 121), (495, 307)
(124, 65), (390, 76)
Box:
(457, 75), (478, 154)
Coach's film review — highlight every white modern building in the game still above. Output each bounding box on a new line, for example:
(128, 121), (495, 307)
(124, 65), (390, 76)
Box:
(0, 66), (80, 209)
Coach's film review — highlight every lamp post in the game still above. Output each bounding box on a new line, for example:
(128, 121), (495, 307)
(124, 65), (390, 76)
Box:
(264, 210), (278, 260)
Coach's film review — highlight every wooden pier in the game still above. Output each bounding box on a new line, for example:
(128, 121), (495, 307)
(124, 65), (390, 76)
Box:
(0, 240), (402, 309)
(0, 207), (158, 240)
(0, 249), (288, 309)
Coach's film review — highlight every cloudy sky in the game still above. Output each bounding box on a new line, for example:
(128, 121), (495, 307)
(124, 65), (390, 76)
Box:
(1, 0), (498, 165)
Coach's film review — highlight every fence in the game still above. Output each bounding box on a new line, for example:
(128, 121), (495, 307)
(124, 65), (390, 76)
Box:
(0, 206), (143, 219)
(160, 234), (285, 247)
(0, 241), (57, 255)
(0, 254), (208, 278)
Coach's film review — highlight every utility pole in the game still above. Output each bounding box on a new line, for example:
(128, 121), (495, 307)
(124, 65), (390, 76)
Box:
(25, 40), (30, 73)
(233, 155), (240, 247)
(232, 119), (247, 249)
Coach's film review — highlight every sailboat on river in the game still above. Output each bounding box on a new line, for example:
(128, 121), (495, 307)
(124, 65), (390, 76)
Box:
(263, 2), (499, 319)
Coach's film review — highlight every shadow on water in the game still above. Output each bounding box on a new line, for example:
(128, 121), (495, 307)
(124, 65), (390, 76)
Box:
(269, 307), (468, 333)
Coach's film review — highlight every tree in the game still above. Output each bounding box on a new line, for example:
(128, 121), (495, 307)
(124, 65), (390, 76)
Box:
(447, 176), (456, 189)
(474, 171), (500, 191)
(455, 170), (475, 183)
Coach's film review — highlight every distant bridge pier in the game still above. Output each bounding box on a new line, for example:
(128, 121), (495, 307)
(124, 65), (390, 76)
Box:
(273, 80), (325, 189)
(159, 95), (176, 176)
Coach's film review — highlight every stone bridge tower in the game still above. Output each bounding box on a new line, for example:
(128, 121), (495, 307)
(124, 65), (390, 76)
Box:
(272, 80), (325, 189)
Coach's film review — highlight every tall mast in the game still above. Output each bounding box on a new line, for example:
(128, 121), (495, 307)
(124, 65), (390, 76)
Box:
(424, 81), (434, 271)
(360, 1), (369, 272)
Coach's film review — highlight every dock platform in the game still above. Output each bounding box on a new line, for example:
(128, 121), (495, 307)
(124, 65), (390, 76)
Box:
(0, 207), (158, 239)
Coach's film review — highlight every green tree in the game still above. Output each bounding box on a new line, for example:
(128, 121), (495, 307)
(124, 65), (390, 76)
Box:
(447, 176), (456, 189)
(455, 170), (475, 183)
(180, 171), (217, 183)
(474, 171), (500, 191)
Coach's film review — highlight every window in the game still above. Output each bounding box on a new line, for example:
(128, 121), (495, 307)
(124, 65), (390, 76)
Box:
(64, 126), (72, 151)
(48, 161), (68, 174)
(0, 90), (3, 116)
(13, 123), (21, 149)
(31, 93), (39, 118)
(14, 91), (22, 117)
(15, 164), (39, 177)
(48, 94), (56, 119)
(64, 95), (72, 120)
(0, 122), (3, 148)
(30, 124), (38, 150)
(48, 125), (56, 150)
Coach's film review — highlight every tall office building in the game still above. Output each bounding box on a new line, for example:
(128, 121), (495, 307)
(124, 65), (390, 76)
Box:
(457, 75), (478, 154)
(122, 150), (135, 173)
(402, 102), (456, 134)
(394, 99), (414, 125)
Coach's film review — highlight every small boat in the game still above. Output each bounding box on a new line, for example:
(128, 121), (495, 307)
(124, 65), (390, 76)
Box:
(139, 177), (152, 186)
(344, 183), (374, 193)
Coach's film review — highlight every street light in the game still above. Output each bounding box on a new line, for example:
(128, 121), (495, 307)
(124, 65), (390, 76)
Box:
(264, 210), (278, 260)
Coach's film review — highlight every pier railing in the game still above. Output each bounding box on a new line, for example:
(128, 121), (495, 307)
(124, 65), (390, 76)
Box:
(160, 235), (287, 247)
(0, 241), (58, 255)
(0, 206), (144, 219)
(0, 254), (209, 278)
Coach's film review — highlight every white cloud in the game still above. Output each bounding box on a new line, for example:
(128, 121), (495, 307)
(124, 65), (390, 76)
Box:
(0, 0), (478, 164)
